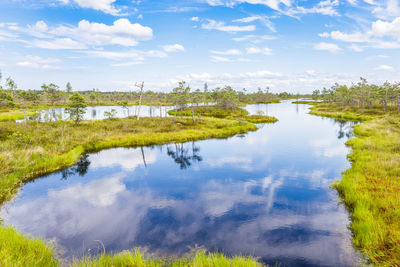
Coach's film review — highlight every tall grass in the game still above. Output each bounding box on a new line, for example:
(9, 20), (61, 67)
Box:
(73, 249), (263, 267)
(0, 226), (58, 266)
(312, 103), (400, 265)
(167, 106), (278, 124)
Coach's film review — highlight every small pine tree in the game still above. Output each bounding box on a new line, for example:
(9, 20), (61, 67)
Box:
(66, 92), (87, 125)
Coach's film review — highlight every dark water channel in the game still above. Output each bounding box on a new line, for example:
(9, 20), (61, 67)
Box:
(2, 101), (361, 266)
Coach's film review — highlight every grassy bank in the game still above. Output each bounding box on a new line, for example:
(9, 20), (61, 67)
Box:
(0, 109), (38, 122)
(168, 106), (278, 123)
(310, 103), (400, 265)
(0, 116), (265, 266)
(168, 105), (249, 118)
(73, 249), (262, 267)
(309, 103), (380, 121)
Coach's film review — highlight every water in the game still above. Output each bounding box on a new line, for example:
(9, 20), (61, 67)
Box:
(23, 105), (174, 122)
(1, 101), (361, 266)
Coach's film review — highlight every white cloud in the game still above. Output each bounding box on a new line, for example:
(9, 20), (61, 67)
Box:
(82, 49), (167, 61)
(371, 0), (400, 19)
(72, 0), (120, 15)
(246, 47), (272, 55)
(375, 65), (395, 71)
(348, 44), (364, 52)
(52, 19), (153, 47)
(204, 0), (291, 11)
(191, 16), (199, 21)
(233, 15), (276, 32)
(162, 44), (185, 52)
(232, 34), (277, 42)
(286, 0), (340, 16)
(201, 19), (256, 32)
(211, 49), (242, 55)
(31, 21), (48, 32)
(33, 38), (86, 50)
(16, 55), (61, 70)
(211, 55), (232, 62)
(319, 17), (400, 49)
(371, 17), (400, 39)
(314, 42), (341, 53)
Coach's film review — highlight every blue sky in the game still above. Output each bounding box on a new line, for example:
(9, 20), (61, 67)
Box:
(0, 0), (399, 93)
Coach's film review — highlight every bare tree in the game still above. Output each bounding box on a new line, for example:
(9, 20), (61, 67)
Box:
(135, 81), (144, 120)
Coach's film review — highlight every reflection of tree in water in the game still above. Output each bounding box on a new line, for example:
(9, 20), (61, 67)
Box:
(166, 142), (202, 169)
(61, 154), (90, 180)
(334, 119), (357, 139)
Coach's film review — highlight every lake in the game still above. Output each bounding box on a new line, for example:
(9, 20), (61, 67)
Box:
(1, 101), (361, 266)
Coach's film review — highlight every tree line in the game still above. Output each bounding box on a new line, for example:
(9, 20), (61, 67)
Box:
(312, 78), (400, 112)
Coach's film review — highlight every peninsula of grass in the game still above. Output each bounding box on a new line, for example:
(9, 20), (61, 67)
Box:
(0, 109), (38, 122)
(309, 103), (379, 121)
(291, 100), (320, 105)
(168, 105), (278, 123)
(0, 116), (263, 266)
(309, 103), (400, 265)
(168, 105), (249, 118)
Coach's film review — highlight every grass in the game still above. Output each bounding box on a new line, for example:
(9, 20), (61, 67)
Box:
(168, 105), (249, 118)
(308, 103), (380, 121)
(73, 249), (263, 267)
(0, 109), (38, 122)
(0, 226), (58, 266)
(310, 103), (400, 265)
(291, 100), (320, 105)
(228, 115), (278, 123)
(168, 106), (278, 124)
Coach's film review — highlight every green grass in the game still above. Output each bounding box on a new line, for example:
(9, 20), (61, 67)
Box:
(311, 103), (400, 265)
(309, 103), (378, 121)
(0, 226), (58, 266)
(291, 100), (319, 105)
(168, 105), (249, 118)
(0, 109), (38, 122)
(73, 249), (263, 267)
(167, 106), (278, 124)
(228, 115), (278, 123)
(241, 100), (281, 104)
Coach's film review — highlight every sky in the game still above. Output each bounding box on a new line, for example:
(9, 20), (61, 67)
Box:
(0, 0), (399, 93)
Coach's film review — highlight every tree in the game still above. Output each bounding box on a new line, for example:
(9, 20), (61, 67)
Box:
(104, 109), (117, 119)
(66, 82), (73, 94)
(190, 88), (202, 123)
(65, 92), (87, 125)
(0, 90), (14, 107)
(18, 90), (40, 120)
(42, 83), (61, 120)
(118, 100), (130, 117)
(135, 82), (144, 120)
(5, 77), (17, 99)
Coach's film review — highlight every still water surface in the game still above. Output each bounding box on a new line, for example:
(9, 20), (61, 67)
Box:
(25, 105), (173, 121)
(2, 101), (361, 266)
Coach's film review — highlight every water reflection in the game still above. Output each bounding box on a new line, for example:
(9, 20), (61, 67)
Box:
(2, 101), (361, 266)
(166, 142), (202, 169)
(61, 155), (90, 180)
